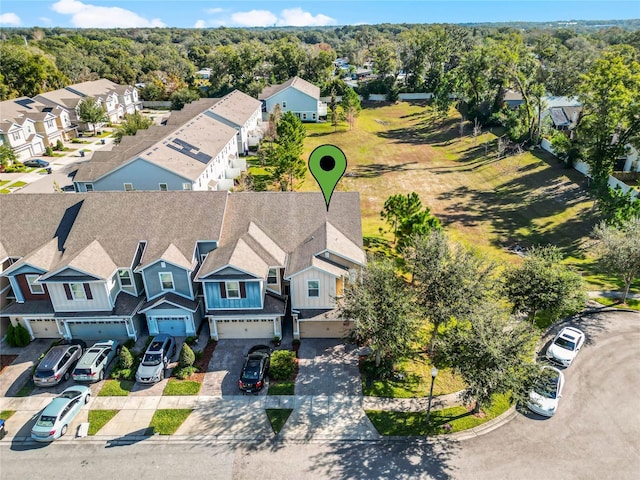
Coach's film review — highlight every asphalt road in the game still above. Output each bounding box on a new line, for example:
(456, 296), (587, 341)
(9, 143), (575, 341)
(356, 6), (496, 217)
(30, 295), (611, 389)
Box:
(0, 310), (637, 480)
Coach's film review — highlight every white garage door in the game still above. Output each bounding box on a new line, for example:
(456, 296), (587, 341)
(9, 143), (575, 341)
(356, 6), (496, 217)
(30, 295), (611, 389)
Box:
(155, 316), (188, 336)
(67, 320), (129, 340)
(26, 318), (60, 338)
(299, 320), (353, 339)
(216, 318), (274, 339)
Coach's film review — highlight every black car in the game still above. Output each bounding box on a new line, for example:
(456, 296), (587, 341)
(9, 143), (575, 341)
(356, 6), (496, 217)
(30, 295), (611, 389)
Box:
(23, 158), (50, 168)
(238, 345), (271, 393)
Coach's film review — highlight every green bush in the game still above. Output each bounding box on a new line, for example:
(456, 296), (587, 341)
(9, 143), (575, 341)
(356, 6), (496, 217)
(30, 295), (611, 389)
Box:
(269, 350), (296, 381)
(6, 323), (31, 347)
(185, 336), (198, 346)
(117, 346), (134, 369)
(110, 368), (133, 380)
(123, 339), (135, 350)
(55, 139), (64, 151)
(5, 324), (16, 347)
(179, 343), (195, 368)
(44, 146), (54, 156)
(174, 366), (197, 380)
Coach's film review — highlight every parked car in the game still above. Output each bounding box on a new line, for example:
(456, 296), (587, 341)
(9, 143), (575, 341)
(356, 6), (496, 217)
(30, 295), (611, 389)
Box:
(238, 345), (271, 394)
(72, 340), (120, 382)
(30, 385), (91, 442)
(526, 366), (565, 417)
(546, 326), (585, 367)
(33, 341), (85, 387)
(23, 158), (50, 168)
(135, 334), (176, 384)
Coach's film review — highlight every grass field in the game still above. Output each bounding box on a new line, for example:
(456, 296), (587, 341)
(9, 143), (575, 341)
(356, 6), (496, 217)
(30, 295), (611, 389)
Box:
(148, 409), (192, 435)
(297, 102), (636, 292)
(98, 379), (134, 396)
(88, 410), (118, 435)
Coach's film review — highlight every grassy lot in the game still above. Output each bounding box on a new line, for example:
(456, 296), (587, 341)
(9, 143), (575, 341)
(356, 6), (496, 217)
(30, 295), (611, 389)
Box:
(98, 379), (134, 396)
(593, 297), (640, 310)
(266, 408), (293, 434)
(148, 409), (192, 435)
(362, 354), (465, 398)
(268, 380), (295, 395)
(88, 410), (118, 435)
(297, 102), (632, 291)
(0, 410), (16, 420)
(163, 378), (201, 396)
(366, 392), (512, 436)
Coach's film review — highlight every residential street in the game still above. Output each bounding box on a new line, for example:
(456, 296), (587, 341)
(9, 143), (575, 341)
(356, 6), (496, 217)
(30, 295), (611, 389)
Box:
(0, 309), (637, 480)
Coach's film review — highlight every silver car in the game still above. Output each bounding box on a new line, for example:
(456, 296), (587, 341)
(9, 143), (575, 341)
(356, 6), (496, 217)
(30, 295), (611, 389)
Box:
(135, 334), (176, 384)
(72, 340), (120, 382)
(33, 343), (85, 387)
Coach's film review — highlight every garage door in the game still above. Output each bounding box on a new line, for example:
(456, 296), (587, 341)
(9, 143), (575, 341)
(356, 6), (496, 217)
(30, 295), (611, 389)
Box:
(299, 320), (353, 339)
(216, 318), (274, 339)
(67, 320), (128, 341)
(26, 318), (60, 338)
(155, 316), (188, 336)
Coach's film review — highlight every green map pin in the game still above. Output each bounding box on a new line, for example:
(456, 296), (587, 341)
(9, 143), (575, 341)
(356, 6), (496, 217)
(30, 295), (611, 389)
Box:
(308, 144), (347, 211)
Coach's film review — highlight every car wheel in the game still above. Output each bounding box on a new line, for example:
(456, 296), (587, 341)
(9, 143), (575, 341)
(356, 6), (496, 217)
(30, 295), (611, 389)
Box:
(98, 370), (104, 381)
(61, 425), (68, 437)
(63, 371), (70, 381)
(85, 393), (91, 404)
(159, 370), (164, 381)
(115, 346), (122, 356)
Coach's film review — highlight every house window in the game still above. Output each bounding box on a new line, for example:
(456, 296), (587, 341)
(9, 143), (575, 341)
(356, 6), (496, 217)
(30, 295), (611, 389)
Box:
(70, 283), (86, 300)
(159, 183), (168, 191)
(267, 268), (278, 284)
(303, 113), (307, 120)
(307, 280), (320, 298)
(12, 132), (20, 141)
(124, 183), (134, 191)
(282, 102), (287, 108)
(183, 183), (191, 190)
(26, 274), (44, 294)
(312, 114), (316, 120)
(85, 183), (94, 192)
(225, 281), (240, 299)
(118, 269), (133, 287)
(159, 272), (174, 290)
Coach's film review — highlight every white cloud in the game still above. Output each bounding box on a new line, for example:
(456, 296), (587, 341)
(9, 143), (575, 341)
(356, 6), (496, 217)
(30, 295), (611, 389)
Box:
(0, 13), (21, 25)
(205, 8), (224, 14)
(230, 10), (278, 27)
(51, 0), (165, 28)
(194, 19), (206, 28)
(277, 8), (335, 27)
(39, 17), (53, 25)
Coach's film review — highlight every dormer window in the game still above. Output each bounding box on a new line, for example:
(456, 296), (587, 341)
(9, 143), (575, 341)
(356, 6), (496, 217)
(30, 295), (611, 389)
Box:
(118, 269), (133, 287)
(26, 274), (44, 294)
(159, 272), (174, 290)
(267, 268), (278, 284)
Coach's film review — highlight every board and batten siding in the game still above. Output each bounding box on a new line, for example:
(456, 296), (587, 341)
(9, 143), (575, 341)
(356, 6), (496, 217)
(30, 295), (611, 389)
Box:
(266, 88), (318, 118)
(48, 282), (112, 312)
(290, 268), (336, 310)
(204, 280), (262, 309)
(143, 262), (192, 300)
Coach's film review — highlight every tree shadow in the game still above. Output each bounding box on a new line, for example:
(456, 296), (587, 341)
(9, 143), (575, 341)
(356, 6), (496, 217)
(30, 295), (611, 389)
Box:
(377, 117), (460, 146)
(347, 161), (418, 179)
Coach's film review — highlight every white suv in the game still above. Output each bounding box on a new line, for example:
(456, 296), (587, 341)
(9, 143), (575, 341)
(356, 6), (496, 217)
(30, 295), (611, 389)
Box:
(135, 334), (176, 384)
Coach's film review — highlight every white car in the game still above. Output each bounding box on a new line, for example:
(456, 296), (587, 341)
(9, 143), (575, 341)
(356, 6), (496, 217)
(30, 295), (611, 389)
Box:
(527, 366), (564, 417)
(30, 385), (91, 442)
(546, 326), (585, 367)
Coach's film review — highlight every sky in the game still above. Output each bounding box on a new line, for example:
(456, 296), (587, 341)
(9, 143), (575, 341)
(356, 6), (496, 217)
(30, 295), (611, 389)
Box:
(0, 0), (638, 29)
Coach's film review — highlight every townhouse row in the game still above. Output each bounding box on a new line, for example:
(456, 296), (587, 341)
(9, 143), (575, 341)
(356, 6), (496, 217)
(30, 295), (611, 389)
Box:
(0, 191), (365, 342)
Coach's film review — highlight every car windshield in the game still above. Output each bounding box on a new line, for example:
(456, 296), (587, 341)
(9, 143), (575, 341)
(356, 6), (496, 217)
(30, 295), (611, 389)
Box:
(555, 337), (576, 350)
(535, 375), (559, 399)
(60, 390), (81, 399)
(36, 416), (57, 427)
(74, 368), (92, 375)
(34, 369), (54, 378)
(242, 361), (261, 380)
(142, 353), (162, 366)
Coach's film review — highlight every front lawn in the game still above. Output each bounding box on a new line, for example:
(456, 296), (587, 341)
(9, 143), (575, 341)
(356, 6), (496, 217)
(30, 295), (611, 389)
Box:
(16, 380), (35, 397)
(366, 393), (512, 436)
(0, 410), (16, 421)
(98, 379), (134, 396)
(593, 297), (640, 311)
(163, 378), (201, 396)
(361, 354), (465, 398)
(266, 408), (293, 434)
(268, 380), (295, 395)
(88, 409), (118, 435)
(148, 409), (192, 435)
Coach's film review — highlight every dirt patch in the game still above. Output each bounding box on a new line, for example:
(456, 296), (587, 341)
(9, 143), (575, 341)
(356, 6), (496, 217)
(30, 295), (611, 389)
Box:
(0, 355), (18, 375)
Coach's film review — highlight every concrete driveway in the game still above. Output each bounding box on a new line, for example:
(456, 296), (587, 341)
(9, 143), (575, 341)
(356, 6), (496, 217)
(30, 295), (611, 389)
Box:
(295, 339), (361, 396)
(200, 339), (273, 397)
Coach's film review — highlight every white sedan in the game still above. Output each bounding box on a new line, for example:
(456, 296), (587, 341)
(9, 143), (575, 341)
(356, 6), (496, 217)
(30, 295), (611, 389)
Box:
(527, 366), (565, 417)
(545, 326), (585, 367)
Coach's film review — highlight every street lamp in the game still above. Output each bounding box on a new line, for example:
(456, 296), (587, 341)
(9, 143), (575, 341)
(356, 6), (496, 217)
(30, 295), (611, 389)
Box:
(425, 366), (438, 435)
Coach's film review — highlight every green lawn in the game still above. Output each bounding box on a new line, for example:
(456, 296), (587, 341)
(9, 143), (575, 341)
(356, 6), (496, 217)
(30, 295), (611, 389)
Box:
(268, 380), (295, 395)
(366, 393), (513, 436)
(300, 102), (611, 290)
(148, 409), (192, 435)
(88, 409), (118, 435)
(98, 379), (134, 396)
(162, 379), (201, 396)
(362, 354), (465, 398)
(16, 380), (35, 397)
(0, 180), (9, 187)
(593, 297), (640, 310)
(0, 410), (16, 420)
(266, 408), (293, 434)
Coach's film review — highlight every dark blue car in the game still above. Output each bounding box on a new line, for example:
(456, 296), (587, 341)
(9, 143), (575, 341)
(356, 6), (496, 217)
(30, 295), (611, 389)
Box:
(23, 158), (50, 168)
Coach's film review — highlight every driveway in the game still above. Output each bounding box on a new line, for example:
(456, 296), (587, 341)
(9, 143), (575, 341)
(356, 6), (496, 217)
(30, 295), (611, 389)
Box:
(295, 339), (361, 396)
(200, 339), (273, 396)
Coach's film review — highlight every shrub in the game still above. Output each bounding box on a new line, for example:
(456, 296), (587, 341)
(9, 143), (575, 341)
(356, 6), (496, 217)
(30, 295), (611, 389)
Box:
(6, 323), (31, 347)
(5, 324), (16, 347)
(123, 339), (135, 350)
(179, 343), (195, 368)
(269, 350), (296, 381)
(117, 346), (134, 369)
(55, 139), (64, 151)
(44, 146), (54, 156)
(110, 368), (133, 380)
(185, 336), (198, 346)
(174, 366), (197, 380)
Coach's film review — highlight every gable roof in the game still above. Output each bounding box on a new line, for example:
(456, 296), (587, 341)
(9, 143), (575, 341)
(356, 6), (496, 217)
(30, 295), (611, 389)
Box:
(205, 90), (262, 127)
(258, 76), (320, 101)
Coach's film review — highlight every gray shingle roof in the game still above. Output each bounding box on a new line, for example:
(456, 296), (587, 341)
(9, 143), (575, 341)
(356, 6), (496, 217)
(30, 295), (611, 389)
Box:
(206, 90), (261, 127)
